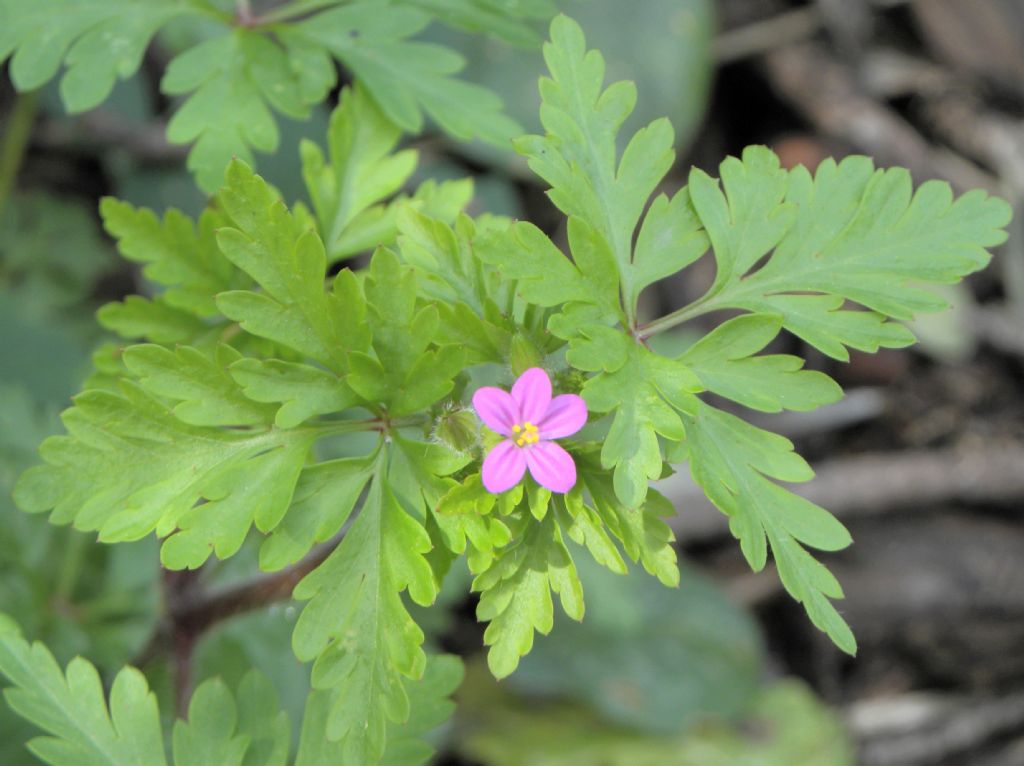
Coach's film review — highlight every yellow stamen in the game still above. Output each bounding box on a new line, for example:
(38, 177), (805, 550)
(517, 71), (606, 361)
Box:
(513, 422), (540, 447)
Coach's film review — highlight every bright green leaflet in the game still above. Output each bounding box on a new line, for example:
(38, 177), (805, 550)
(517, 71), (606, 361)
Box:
(649, 148), (1012, 359)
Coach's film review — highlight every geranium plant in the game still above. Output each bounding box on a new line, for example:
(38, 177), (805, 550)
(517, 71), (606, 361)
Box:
(0, 3), (1011, 765)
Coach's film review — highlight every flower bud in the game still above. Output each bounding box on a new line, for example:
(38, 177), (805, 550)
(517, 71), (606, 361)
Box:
(432, 406), (480, 454)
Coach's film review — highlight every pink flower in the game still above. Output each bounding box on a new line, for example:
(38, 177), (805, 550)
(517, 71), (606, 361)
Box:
(472, 368), (588, 494)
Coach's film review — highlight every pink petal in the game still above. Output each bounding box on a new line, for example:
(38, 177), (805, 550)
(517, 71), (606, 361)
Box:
(482, 440), (527, 493)
(525, 441), (577, 494)
(538, 394), (587, 439)
(511, 367), (551, 425)
(473, 387), (519, 436)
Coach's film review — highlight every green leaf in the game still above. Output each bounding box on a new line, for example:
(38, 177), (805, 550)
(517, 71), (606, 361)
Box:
(123, 344), (276, 427)
(230, 359), (358, 429)
(12, 383), (313, 556)
(233, 671), (291, 766)
(97, 296), (210, 345)
(681, 400), (856, 654)
(349, 249), (465, 415)
(295, 654), (463, 766)
(679, 314), (843, 413)
(570, 335), (701, 507)
(630, 188), (709, 309)
(258, 453), (376, 572)
(0, 618), (168, 766)
(397, 211), (513, 364)
(400, 0), (554, 46)
(681, 149), (1012, 359)
(379, 653), (464, 766)
(214, 161), (364, 372)
(164, 29), (315, 192)
(291, 449), (438, 762)
(577, 463), (679, 588)
(286, 3), (521, 146)
(171, 671), (290, 766)
(474, 513), (585, 679)
(172, 678), (249, 766)
(0, 0), (195, 112)
(99, 198), (239, 320)
(515, 15), (678, 323)
(302, 85), (418, 260)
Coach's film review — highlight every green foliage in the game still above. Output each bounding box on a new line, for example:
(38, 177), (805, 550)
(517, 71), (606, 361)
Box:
(0, 616), (167, 766)
(1, 0), (538, 191)
(4, 8), (1015, 764)
(0, 0), (194, 112)
(468, 14), (1009, 654)
(679, 314), (843, 412)
(0, 614), (460, 766)
(474, 512), (584, 679)
(97, 198), (241, 344)
(681, 147), (1012, 359)
(294, 653), (464, 766)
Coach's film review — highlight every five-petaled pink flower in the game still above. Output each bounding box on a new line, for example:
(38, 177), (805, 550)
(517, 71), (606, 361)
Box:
(472, 367), (587, 494)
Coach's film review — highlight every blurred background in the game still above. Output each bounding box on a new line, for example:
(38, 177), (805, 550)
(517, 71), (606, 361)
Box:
(2, 0), (1024, 764)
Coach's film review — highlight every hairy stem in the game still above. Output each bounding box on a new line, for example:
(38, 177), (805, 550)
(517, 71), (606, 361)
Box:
(0, 89), (39, 219)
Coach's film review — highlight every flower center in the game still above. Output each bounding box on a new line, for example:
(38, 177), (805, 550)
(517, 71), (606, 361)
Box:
(512, 421), (539, 447)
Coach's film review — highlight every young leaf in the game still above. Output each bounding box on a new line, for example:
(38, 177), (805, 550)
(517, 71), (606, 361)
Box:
(679, 314), (843, 413)
(474, 513), (585, 679)
(348, 249), (465, 415)
(567, 333), (701, 507)
(302, 85), (418, 260)
(677, 149), (1012, 359)
(0, 617), (167, 766)
(681, 400), (856, 654)
(397, 211), (513, 364)
(577, 463), (679, 587)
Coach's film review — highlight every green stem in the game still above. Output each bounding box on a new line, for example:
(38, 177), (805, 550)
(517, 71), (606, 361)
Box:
(54, 530), (89, 602)
(636, 296), (719, 339)
(0, 89), (39, 219)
